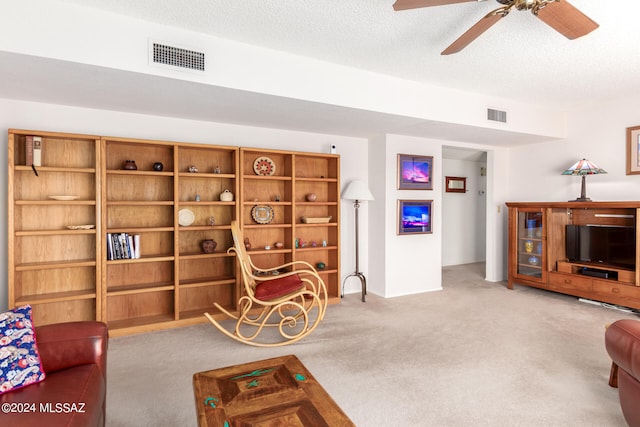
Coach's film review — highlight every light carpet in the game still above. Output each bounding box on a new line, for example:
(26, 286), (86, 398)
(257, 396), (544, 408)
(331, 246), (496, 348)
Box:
(106, 263), (634, 426)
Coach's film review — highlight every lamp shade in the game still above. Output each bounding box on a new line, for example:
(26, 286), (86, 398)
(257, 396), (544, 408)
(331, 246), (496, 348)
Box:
(341, 180), (374, 201)
(561, 159), (607, 176)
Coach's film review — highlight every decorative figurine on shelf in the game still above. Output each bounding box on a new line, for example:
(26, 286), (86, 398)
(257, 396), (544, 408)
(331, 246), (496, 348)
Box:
(525, 240), (533, 253)
(295, 239), (299, 248)
(311, 241), (317, 248)
(316, 262), (326, 270)
(123, 160), (137, 170)
(244, 237), (252, 251)
(188, 165), (198, 173)
(274, 195), (281, 202)
(195, 194), (201, 202)
(306, 193), (317, 202)
(208, 216), (215, 226)
(274, 242), (284, 249)
(322, 240), (327, 247)
(219, 189), (234, 202)
(200, 239), (217, 254)
(213, 165), (221, 174)
(153, 162), (164, 171)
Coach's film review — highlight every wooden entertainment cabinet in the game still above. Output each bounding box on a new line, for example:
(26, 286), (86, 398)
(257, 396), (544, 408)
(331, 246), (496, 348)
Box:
(8, 129), (340, 336)
(507, 202), (640, 309)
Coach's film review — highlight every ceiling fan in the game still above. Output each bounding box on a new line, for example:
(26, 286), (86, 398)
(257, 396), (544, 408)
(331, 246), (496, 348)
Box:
(393, 0), (599, 55)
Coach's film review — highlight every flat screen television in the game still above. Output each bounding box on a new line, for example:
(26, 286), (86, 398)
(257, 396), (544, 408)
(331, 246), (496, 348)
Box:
(566, 224), (636, 269)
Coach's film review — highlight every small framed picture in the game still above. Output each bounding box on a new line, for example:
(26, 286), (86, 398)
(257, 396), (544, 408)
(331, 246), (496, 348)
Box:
(626, 126), (640, 175)
(397, 154), (433, 190)
(397, 200), (432, 235)
(445, 176), (466, 193)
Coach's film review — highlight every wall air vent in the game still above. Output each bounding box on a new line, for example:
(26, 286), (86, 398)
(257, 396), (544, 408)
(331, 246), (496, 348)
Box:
(487, 108), (507, 123)
(151, 42), (205, 72)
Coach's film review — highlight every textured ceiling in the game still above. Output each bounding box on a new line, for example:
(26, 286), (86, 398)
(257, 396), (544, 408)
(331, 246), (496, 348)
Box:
(57, 0), (640, 110)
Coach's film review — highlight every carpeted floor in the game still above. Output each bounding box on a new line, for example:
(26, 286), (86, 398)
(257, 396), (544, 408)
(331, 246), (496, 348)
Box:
(106, 263), (635, 426)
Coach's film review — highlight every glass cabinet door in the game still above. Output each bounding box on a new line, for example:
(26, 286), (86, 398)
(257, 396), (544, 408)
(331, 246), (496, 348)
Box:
(516, 210), (545, 279)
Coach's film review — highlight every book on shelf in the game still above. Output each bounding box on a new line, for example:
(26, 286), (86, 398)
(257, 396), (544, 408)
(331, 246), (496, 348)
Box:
(106, 232), (141, 260)
(32, 136), (42, 166)
(25, 136), (42, 167)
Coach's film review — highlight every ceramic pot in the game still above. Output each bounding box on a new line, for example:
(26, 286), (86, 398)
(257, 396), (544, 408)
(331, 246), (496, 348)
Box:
(306, 193), (317, 202)
(220, 189), (234, 202)
(153, 162), (164, 171)
(200, 239), (217, 254)
(123, 160), (137, 170)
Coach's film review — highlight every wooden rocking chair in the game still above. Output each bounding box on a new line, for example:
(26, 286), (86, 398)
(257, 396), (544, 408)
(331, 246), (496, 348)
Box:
(205, 221), (328, 347)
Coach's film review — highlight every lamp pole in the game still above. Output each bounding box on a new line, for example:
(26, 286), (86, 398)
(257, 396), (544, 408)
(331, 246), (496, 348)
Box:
(342, 198), (367, 302)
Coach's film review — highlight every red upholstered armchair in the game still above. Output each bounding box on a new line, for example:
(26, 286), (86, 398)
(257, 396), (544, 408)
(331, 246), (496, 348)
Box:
(605, 319), (640, 427)
(0, 321), (108, 427)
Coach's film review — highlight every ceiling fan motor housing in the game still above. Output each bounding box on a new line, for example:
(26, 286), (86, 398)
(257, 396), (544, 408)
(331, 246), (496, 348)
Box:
(497, 0), (540, 10)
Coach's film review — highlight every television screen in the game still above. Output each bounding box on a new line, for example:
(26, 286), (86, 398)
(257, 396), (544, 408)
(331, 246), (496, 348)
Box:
(566, 225), (635, 269)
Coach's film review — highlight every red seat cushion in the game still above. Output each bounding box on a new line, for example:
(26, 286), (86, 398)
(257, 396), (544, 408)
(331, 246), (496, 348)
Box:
(255, 274), (304, 301)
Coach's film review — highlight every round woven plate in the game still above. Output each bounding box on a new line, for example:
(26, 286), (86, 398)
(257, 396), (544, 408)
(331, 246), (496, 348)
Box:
(253, 156), (276, 176)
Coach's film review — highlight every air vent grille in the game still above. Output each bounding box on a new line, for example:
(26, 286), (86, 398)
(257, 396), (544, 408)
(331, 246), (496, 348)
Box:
(152, 43), (205, 71)
(487, 108), (507, 123)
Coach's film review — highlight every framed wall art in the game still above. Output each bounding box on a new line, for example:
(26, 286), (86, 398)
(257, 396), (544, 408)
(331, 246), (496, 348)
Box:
(397, 154), (433, 190)
(445, 176), (467, 193)
(626, 126), (640, 175)
(397, 200), (432, 235)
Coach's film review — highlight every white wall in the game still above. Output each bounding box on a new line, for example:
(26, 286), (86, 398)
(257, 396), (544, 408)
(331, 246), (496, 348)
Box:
(506, 94), (640, 202)
(0, 98), (370, 310)
(442, 158), (487, 266)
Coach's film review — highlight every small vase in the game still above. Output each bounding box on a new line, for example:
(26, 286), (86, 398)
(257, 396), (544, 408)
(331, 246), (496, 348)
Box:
(124, 160), (137, 170)
(153, 162), (164, 171)
(200, 239), (217, 254)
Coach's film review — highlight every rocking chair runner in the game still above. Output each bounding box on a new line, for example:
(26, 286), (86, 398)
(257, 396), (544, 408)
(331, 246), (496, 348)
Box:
(205, 221), (328, 347)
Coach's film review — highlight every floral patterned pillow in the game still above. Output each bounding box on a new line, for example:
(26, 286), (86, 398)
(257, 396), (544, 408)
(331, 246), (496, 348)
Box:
(0, 305), (45, 394)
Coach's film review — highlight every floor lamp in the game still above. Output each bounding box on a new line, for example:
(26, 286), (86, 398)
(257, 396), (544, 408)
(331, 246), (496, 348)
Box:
(341, 180), (374, 302)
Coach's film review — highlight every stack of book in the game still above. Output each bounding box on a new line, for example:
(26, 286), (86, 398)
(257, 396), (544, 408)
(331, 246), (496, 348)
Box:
(106, 233), (141, 260)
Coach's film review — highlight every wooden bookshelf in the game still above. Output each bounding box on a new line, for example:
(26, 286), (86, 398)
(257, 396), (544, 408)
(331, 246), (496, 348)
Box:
(8, 129), (101, 326)
(8, 130), (340, 335)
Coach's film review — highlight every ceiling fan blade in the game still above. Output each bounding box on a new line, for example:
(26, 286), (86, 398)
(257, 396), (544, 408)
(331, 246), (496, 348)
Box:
(393, 0), (482, 11)
(441, 10), (505, 55)
(535, 0), (599, 40)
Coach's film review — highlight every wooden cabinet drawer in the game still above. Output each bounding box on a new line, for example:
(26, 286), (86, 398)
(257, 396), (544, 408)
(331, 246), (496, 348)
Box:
(591, 280), (640, 301)
(548, 272), (592, 293)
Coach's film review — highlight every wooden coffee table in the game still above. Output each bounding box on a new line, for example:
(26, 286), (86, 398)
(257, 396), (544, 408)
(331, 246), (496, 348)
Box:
(193, 354), (354, 426)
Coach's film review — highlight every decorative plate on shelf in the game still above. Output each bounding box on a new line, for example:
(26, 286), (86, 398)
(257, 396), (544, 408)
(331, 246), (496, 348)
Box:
(253, 156), (276, 176)
(178, 208), (195, 226)
(251, 205), (275, 224)
(49, 195), (79, 201)
(66, 224), (95, 230)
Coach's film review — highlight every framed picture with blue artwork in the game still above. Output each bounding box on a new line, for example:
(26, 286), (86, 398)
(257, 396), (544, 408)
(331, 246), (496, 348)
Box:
(397, 200), (432, 235)
(397, 154), (433, 190)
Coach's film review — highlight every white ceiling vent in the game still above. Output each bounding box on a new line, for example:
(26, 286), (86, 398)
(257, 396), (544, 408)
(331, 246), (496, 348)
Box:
(150, 41), (205, 72)
(487, 108), (507, 123)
